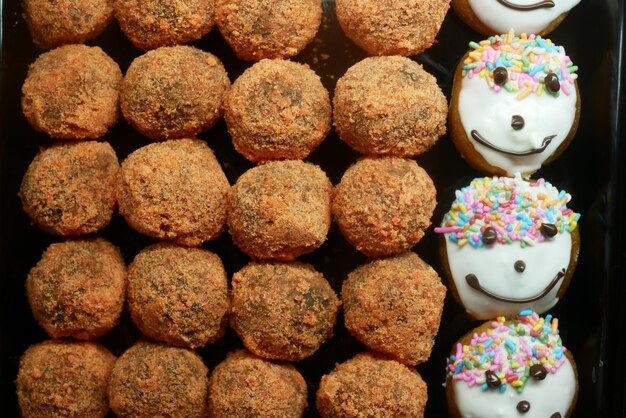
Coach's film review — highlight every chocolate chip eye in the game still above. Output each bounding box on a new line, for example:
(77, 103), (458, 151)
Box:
(482, 226), (497, 245)
(545, 73), (561, 94)
(514, 260), (526, 272)
(516, 400), (530, 413)
(493, 66), (508, 86)
(550, 413), (562, 418)
(511, 115), (525, 130)
(530, 364), (548, 380)
(484, 370), (502, 387)
(541, 223), (558, 238)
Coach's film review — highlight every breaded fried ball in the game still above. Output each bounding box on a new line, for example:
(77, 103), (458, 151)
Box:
(120, 45), (230, 140)
(117, 138), (230, 246)
(316, 351), (428, 417)
(224, 59), (331, 162)
(332, 157), (436, 257)
(228, 160), (332, 260)
(21, 44), (122, 139)
(114, 0), (215, 50)
(108, 341), (209, 418)
(208, 349), (308, 417)
(127, 243), (229, 348)
(342, 252), (446, 365)
(230, 262), (340, 361)
(16, 340), (116, 418)
(23, 0), (114, 49)
(19, 141), (119, 236)
(335, 0), (449, 56)
(334, 56), (447, 157)
(26, 238), (126, 340)
(214, 0), (322, 61)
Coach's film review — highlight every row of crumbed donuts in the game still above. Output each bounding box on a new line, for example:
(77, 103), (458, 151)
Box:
(16, 339), (432, 418)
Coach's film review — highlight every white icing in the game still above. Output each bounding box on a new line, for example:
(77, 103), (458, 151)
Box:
(458, 75), (577, 176)
(452, 349), (576, 418)
(465, 0), (581, 35)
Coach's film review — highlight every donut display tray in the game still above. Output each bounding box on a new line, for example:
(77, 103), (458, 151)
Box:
(1, 0), (625, 416)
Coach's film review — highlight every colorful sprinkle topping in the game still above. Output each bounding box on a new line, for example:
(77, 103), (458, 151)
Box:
(462, 30), (578, 99)
(446, 311), (567, 393)
(434, 175), (579, 248)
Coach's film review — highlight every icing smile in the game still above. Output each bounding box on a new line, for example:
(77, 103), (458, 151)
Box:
(471, 130), (556, 156)
(465, 268), (565, 303)
(495, 0), (555, 10)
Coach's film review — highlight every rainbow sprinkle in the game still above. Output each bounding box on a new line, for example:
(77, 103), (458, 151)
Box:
(434, 175), (579, 248)
(446, 311), (566, 393)
(462, 30), (577, 99)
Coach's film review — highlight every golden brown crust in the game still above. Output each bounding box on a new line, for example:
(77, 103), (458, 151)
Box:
(332, 157), (436, 257)
(342, 252), (446, 365)
(208, 349), (308, 417)
(316, 351), (428, 418)
(16, 340), (116, 418)
(127, 243), (229, 348)
(21, 45), (121, 139)
(333, 56), (447, 157)
(214, 0), (321, 61)
(335, 0), (450, 56)
(230, 262), (340, 361)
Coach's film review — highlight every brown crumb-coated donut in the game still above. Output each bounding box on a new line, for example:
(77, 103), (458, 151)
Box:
(127, 243), (229, 348)
(316, 351), (428, 417)
(120, 45), (230, 140)
(208, 349), (308, 417)
(19, 141), (119, 236)
(23, 0), (114, 49)
(332, 157), (436, 258)
(116, 138), (230, 246)
(214, 0), (322, 61)
(26, 238), (126, 340)
(108, 341), (209, 418)
(335, 0), (450, 56)
(16, 340), (116, 418)
(224, 59), (331, 162)
(230, 262), (340, 361)
(228, 160), (332, 260)
(114, 0), (215, 50)
(342, 252), (446, 365)
(21, 45), (122, 139)
(333, 56), (447, 157)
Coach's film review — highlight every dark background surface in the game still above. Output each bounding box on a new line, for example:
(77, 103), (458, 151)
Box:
(1, 0), (625, 416)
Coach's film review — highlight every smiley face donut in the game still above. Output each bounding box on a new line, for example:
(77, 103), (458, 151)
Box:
(449, 32), (580, 177)
(451, 0), (580, 36)
(435, 175), (579, 320)
(446, 311), (578, 418)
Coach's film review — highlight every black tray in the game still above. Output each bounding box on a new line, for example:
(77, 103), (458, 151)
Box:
(1, 0), (625, 416)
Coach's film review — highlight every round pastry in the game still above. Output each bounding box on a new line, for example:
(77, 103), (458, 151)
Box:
(208, 349), (308, 417)
(16, 340), (116, 418)
(214, 0), (321, 61)
(449, 31), (580, 177)
(333, 56), (447, 157)
(117, 138), (230, 246)
(23, 0), (114, 49)
(316, 351), (428, 417)
(335, 0), (450, 56)
(228, 160), (332, 260)
(451, 0), (581, 36)
(230, 261), (340, 361)
(120, 45), (230, 140)
(114, 0), (215, 50)
(26, 238), (126, 340)
(435, 175), (580, 319)
(446, 311), (578, 418)
(224, 59), (331, 162)
(332, 157), (436, 258)
(342, 252), (446, 366)
(22, 44), (122, 139)
(19, 141), (119, 236)
(127, 243), (229, 348)
(108, 341), (209, 417)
